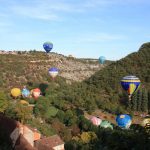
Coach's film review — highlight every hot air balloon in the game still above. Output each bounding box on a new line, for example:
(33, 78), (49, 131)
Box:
(43, 42), (53, 53)
(11, 88), (21, 98)
(32, 88), (41, 99)
(116, 114), (132, 129)
(100, 120), (113, 130)
(142, 116), (150, 133)
(99, 56), (106, 64)
(90, 116), (102, 126)
(20, 100), (29, 105)
(22, 88), (30, 98)
(121, 75), (141, 101)
(48, 67), (59, 79)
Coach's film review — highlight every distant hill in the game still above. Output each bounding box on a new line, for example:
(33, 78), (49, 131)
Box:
(0, 51), (110, 89)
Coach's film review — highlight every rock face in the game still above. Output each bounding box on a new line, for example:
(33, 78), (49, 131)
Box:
(0, 51), (108, 87)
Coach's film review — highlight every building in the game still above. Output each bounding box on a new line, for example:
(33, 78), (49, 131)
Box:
(35, 135), (64, 150)
(0, 114), (64, 150)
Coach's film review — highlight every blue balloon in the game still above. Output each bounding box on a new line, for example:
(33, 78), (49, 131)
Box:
(43, 42), (53, 53)
(22, 88), (30, 97)
(49, 67), (59, 72)
(116, 114), (132, 129)
(99, 56), (106, 64)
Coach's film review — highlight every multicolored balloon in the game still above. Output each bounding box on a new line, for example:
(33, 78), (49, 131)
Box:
(100, 120), (113, 130)
(116, 114), (132, 129)
(99, 56), (106, 64)
(22, 88), (30, 98)
(142, 116), (150, 133)
(90, 116), (102, 126)
(32, 88), (41, 99)
(48, 67), (59, 79)
(11, 88), (21, 98)
(43, 42), (53, 53)
(121, 75), (141, 100)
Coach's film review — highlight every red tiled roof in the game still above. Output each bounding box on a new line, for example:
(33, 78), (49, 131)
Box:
(35, 135), (64, 149)
(15, 134), (37, 150)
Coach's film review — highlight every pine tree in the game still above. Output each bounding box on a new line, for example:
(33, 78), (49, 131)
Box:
(148, 90), (150, 113)
(141, 89), (148, 112)
(131, 92), (137, 111)
(0, 91), (8, 113)
(137, 90), (142, 111)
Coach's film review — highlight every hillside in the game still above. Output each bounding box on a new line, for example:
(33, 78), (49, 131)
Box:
(0, 43), (150, 150)
(0, 51), (109, 89)
(63, 42), (150, 114)
(85, 42), (150, 94)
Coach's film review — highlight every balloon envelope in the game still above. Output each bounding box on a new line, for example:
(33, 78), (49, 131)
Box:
(90, 116), (102, 126)
(32, 88), (41, 99)
(43, 42), (53, 53)
(11, 88), (21, 97)
(121, 75), (141, 97)
(20, 100), (29, 105)
(100, 120), (113, 129)
(22, 88), (30, 97)
(48, 67), (59, 79)
(116, 114), (132, 129)
(142, 117), (150, 127)
(99, 56), (106, 64)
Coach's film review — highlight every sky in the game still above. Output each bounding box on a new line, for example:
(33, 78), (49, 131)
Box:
(0, 0), (150, 60)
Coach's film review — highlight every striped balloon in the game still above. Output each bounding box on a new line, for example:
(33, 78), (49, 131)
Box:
(90, 116), (102, 126)
(48, 67), (59, 79)
(121, 75), (141, 100)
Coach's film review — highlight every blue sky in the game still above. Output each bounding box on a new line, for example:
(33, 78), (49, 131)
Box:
(0, 0), (150, 60)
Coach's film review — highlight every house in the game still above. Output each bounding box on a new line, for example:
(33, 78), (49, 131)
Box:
(35, 135), (64, 150)
(14, 134), (37, 150)
(11, 123), (41, 147)
(0, 114), (40, 149)
(0, 114), (64, 150)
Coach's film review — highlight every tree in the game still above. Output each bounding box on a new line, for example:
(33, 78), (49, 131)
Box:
(141, 89), (148, 112)
(34, 96), (51, 118)
(64, 110), (75, 126)
(44, 106), (58, 120)
(131, 92), (138, 111)
(0, 91), (8, 113)
(15, 103), (32, 124)
(80, 132), (97, 144)
(137, 90), (142, 111)
(148, 91), (150, 113)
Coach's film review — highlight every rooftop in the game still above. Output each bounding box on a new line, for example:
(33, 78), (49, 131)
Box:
(36, 135), (64, 148)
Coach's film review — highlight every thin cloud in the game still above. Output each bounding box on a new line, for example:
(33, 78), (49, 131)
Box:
(9, 0), (85, 21)
(2, 0), (149, 22)
(76, 33), (126, 43)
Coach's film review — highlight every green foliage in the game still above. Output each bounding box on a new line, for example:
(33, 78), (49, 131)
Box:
(130, 89), (149, 112)
(44, 106), (58, 119)
(29, 118), (56, 136)
(0, 91), (9, 113)
(15, 102), (32, 123)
